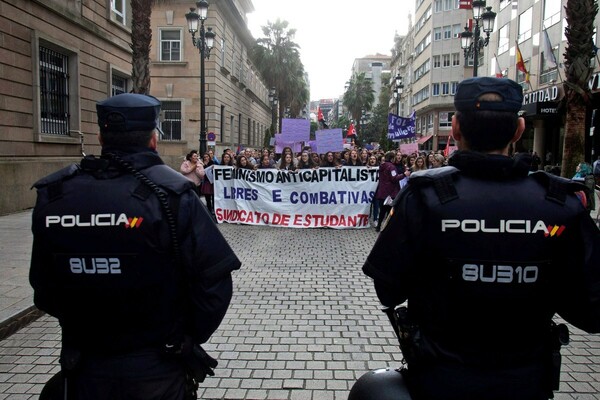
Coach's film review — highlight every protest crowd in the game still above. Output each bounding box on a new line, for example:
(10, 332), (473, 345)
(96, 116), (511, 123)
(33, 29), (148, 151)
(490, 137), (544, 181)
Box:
(180, 145), (454, 230)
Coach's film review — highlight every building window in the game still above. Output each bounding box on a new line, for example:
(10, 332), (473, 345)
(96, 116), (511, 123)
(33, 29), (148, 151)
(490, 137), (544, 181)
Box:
(443, 54), (451, 67)
(443, 25), (452, 39)
(39, 46), (70, 135)
(111, 72), (128, 96)
(439, 111), (454, 128)
(220, 105), (226, 143)
(498, 24), (509, 54)
(444, 0), (454, 11)
(433, 55), (441, 68)
(452, 52), (460, 66)
(452, 24), (462, 38)
(451, 81), (458, 94)
(160, 29), (181, 61)
(517, 59), (531, 88)
(427, 114), (434, 129)
(432, 83), (440, 96)
(518, 7), (532, 43)
(160, 101), (181, 140)
(434, 27), (442, 41)
(111, 0), (126, 25)
(442, 82), (450, 95)
(220, 37), (226, 70)
(434, 0), (442, 12)
(540, 46), (559, 84)
(543, 0), (561, 27)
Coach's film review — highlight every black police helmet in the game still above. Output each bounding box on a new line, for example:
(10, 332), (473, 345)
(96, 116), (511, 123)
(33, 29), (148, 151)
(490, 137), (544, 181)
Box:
(348, 368), (413, 400)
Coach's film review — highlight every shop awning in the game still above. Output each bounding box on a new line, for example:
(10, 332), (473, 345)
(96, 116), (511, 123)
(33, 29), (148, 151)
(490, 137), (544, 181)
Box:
(417, 135), (433, 144)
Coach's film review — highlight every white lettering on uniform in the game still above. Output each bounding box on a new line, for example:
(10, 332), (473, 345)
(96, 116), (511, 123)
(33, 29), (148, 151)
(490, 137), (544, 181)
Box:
(441, 219), (549, 235)
(45, 213), (130, 228)
(462, 264), (539, 283)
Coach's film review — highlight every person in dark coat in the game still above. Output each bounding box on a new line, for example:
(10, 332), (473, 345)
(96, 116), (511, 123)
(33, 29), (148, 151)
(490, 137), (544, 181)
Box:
(30, 93), (241, 400)
(374, 151), (406, 232)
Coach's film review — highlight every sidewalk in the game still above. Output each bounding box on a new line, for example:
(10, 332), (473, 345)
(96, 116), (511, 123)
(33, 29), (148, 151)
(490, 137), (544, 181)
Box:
(0, 209), (42, 341)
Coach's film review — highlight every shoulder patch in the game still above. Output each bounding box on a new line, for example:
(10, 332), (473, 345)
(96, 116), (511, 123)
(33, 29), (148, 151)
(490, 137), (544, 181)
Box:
(408, 166), (459, 186)
(409, 166), (460, 204)
(529, 171), (586, 205)
(31, 164), (80, 190)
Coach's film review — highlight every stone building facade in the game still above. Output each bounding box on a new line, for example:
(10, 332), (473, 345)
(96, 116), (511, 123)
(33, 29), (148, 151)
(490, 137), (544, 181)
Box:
(0, 0), (271, 215)
(0, 0), (135, 215)
(150, 0), (272, 161)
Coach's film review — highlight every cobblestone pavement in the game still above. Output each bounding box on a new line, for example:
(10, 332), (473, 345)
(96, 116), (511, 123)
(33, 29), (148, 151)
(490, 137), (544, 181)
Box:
(1, 217), (600, 399)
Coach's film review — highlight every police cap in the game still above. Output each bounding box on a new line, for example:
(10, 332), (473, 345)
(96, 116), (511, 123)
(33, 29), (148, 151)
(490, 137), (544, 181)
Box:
(96, 93), (161, 133)
(454, 77), (523, 113)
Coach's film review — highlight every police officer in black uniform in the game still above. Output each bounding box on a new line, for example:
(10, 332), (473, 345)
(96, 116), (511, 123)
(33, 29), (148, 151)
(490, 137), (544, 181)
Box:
(361, 77), (600, 400)
(30, 93), (241, 399)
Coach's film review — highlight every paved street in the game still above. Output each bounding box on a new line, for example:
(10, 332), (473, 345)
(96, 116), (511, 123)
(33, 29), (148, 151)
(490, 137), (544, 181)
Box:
(0, 210), (599, 399)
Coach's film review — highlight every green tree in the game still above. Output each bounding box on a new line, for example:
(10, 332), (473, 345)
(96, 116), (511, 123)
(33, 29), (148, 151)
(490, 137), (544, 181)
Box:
(343, 72), (375, 136)
(331, 115), (351, 131)
(562, 0), (598, 177)
(131, 0), (153, 94)
(251, 19), (309, 129)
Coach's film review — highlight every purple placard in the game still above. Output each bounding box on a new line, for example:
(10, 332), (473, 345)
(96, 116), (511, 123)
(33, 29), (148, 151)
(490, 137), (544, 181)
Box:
(275, 134), (302, 154)
(281, 119), (310, 142)
(315, 129), (344, 153)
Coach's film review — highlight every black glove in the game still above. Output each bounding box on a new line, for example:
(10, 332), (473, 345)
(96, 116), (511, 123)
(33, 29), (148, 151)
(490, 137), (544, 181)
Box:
(181, 337), (218, 383)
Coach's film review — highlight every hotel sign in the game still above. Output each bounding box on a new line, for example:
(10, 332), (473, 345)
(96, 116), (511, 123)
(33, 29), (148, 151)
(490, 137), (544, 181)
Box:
(521, 85), (561, 117)
(523, 86), (560, 105)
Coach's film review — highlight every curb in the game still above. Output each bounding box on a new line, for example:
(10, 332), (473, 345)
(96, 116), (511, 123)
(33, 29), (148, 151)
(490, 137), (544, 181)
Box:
(0, 306), (45, 341)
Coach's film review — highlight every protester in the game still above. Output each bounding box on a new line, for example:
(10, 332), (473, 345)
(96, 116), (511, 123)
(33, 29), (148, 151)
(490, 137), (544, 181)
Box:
(361, 77), (600, 400)
(373, 151), (404, 232)
(180, 150), (205, 195)
(278, 152), (297, 171)
(236, 154), (255, 170)
(572, 161), (596, 212)
(297, 151), (317, 170)
(257, 154), (276, 169)
(221, 152), (234, 166)
(321, 151), (341, 168)
(200, 152), (215, 214)
(30, 93), (241, 399)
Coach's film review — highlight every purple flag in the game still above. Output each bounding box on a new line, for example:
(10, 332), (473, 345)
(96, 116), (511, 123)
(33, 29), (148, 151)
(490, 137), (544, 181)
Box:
(388, 111), (416, 140)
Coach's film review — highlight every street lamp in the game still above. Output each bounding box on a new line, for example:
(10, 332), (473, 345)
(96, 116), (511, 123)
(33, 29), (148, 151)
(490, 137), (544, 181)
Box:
(394, 74), (403, 115)
(460, 1), (496, 77)
(268, 87), (278, 134)
(186, 0), (216, 156)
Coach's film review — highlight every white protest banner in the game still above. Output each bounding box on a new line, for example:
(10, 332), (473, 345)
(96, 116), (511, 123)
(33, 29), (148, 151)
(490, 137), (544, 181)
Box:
(213, 166), (379, 229)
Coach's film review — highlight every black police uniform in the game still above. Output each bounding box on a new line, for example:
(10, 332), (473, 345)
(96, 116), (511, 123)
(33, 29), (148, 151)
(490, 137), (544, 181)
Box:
(364, 152), (600, 400)
(30, 94), (241, 399)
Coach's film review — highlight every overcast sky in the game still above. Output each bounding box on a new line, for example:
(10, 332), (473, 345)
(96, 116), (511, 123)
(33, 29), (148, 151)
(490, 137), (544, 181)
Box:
(247, 0), (415, 102)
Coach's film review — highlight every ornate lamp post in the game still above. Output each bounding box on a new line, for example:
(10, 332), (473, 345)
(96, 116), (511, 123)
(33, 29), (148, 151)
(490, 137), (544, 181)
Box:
(394, 74), (404, 115)
(186, 0), (216, 156)
(268, 87), (278, 134)
(460, 0), (496, 77)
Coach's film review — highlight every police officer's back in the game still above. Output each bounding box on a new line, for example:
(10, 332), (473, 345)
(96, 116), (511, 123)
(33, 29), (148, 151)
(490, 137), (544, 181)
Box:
(30, 94), (241, 399)
(363, 77), (600, 400)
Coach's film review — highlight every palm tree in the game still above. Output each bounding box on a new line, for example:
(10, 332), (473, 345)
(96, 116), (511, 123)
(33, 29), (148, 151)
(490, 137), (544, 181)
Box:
(251, 19), (308, 129)
(561, 0), (598, 177)
(131, 0), (153, 94)
(343, 72), (375, 136)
